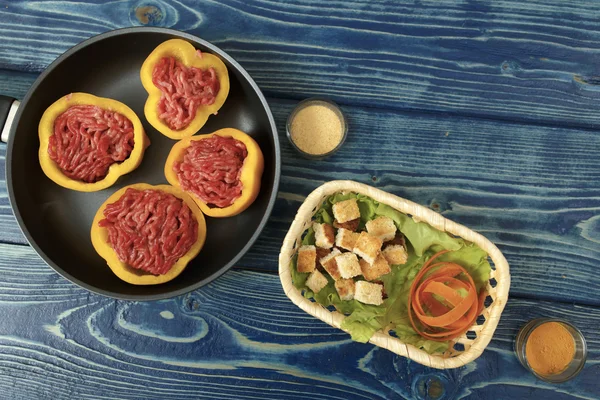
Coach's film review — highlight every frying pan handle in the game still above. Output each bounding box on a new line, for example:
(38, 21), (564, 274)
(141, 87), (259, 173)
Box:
(0, 95), (19, 143)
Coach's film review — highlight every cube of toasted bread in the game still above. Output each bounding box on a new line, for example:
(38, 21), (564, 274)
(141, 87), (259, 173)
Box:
(334, 218), (360, 232)
(359, 254), (391, 281)
(354, 281), (384, 305)
(314, 222), (335, 248)
(382, 244), (408, 265)
(387, 233), (406, 247)
(306, 270), (329, 293)
(335, 228), (361, 251)
(297, 245), (316, 273)
(332, 199), (360, 224)
(335, 278), (356, 301)
(352, 232), (383, 265)
(316, 247), (330, 263)
(366, 216), (397, 242)
(320, 248), (342, 280)
(335, 252), (362, 279)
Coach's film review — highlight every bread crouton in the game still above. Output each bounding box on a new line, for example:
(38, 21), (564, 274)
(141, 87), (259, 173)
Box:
(359, 254), (391, 281)
(382, 244), (408, 265)
(314, 223), (335, 248)
(387, 233), (406, 247)
(352, 231), (383, 265)
(320, 248), (342, 280)
(332, 199), (360, 224)
(316, 247), (330, 262)
(335, 228), (361, 251)
(334, 218), (360, 232)
(354, 281), (384, 305)
(306, 270), (329, 293)
(297, 245), (316, 273)
(335, 252), (362, 279)
(335, 279), (355, 301)
(366, 216), (397, 242)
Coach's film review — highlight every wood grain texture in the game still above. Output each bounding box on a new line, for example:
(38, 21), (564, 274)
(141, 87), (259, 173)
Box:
(1, 1), (600, 127)
(3, 89), (599, 305)
(1, 3), (599, 398)
(0, 69), (36, 100)
(0, 244), (597, 400)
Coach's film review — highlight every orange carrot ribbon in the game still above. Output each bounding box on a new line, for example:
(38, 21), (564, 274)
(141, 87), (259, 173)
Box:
(407, 250), (486, 342)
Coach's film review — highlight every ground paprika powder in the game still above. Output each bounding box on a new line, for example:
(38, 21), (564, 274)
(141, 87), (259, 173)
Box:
(525, 321), (575, 376)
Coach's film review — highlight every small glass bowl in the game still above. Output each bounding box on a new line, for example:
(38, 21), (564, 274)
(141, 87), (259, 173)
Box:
(514, 318), (587, 383)
(285, 97), (348, 160)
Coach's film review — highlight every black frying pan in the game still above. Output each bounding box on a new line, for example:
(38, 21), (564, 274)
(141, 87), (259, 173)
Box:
(1, 27), (280, 300)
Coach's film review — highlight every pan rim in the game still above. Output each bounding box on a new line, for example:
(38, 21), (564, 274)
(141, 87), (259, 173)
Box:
(5, 27), (281, 301)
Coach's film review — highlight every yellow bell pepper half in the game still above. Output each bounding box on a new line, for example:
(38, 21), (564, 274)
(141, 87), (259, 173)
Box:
(38, 92), (149, 192)
(164, 128), (264, 218)
(140, 39), (230, 140)
(91, 183), (207, 285)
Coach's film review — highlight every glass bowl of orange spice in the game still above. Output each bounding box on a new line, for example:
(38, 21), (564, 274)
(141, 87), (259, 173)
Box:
(515, 318), (587, 383)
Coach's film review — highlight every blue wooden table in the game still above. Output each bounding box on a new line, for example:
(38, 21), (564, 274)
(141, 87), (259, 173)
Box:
(0, 1), (599, 399)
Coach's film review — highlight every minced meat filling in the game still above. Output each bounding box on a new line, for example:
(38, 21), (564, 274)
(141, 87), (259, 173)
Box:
(152, 56), (220, 131)
(99, 188), (198, 275)
(48, 105), (134, 183)
(173, 135), (247, 208)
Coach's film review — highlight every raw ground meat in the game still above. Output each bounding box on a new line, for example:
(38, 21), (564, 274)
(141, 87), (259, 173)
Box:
(152, 56), (220, 131)
(173, 135), (247, 208)
(99, 188), (198, 275)
(48, 105), (134, 183)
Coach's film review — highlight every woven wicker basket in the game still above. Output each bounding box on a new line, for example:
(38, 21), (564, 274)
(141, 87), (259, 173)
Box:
(278, 180), (510, 369)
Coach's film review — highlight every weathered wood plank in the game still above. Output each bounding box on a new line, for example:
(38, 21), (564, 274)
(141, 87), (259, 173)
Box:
(0, 69), (36, 99)
(3, 91), (599, 305)
(1, 1), (600, 127)
(2, 3), (598, 399)
(0, 244), (597, 400)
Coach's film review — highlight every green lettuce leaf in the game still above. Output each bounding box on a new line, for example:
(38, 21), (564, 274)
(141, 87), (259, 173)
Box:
(375, 203), (462, 256)
(340, 303), (387, 342)
(314, 208), (333, 224)
(434, 242), (491, 292)
(302, 226), (316, 246)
